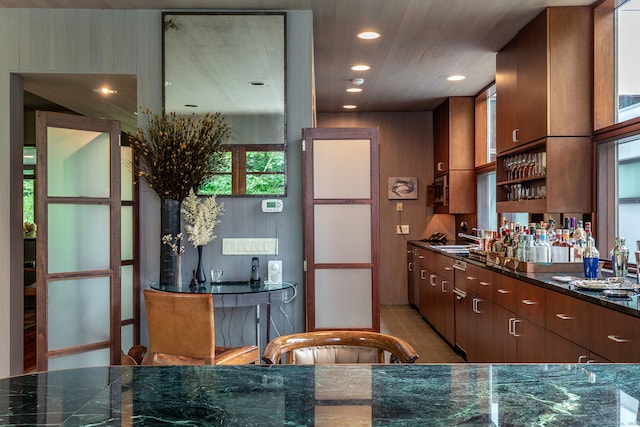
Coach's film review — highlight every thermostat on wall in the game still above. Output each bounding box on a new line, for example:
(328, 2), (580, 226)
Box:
(261, 199), (283, 212)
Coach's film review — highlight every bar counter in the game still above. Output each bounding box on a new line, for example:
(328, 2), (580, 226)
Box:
(1, 363), (639, 425)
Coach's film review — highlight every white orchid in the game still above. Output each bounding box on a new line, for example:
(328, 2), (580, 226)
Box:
(181, 188), (225, 247)
(162, 233), (185, 255)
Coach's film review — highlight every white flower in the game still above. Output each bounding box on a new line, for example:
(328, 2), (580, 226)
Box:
(162, 233), (185, 255)
(181, 188), (225, 247)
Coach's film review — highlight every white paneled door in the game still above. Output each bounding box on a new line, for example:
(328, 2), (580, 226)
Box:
(302, 128), (380, 331)
(36, 111), (122, 370)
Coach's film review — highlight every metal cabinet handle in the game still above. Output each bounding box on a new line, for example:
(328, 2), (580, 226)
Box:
(419, 255), (424, 259)
(512, 319), (521, 337)
(508, 317), (515, 335)
(555, 313), (573, 320)
(408, 262), (413, 272)
(466, 276), (476, 281)
(420, 270), (427, 280)
(497, 289), (510, 294)
(578, 355), (588, 364)
(512, 128), (519, 143)
(473, 298), (481, 314)
(479, 281), (490, 287)
(442, 280), (448, 293)
(444, 266), (453, 271)
(521, 299), (537, 305)
(607, 335), (629, 343)
(430, 274), (437, 286)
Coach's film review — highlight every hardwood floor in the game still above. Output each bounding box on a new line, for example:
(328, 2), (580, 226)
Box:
(380, 305), (465, 363)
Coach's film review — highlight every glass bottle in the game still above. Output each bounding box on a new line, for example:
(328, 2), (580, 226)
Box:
(536, 232), (552, 264)
(583, 231), (600, 280)
(611, 237), (629, 278)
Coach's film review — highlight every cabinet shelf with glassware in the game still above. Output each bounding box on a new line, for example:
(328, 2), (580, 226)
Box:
(496, 137), (592, 214)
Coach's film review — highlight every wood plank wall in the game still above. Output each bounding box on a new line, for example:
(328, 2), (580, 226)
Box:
(317, 111), (445, 305)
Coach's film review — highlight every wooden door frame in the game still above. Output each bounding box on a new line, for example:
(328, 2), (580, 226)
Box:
(302, 127), (380, 332)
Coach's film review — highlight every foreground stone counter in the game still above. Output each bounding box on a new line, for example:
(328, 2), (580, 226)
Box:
(1, 364), (639, 425)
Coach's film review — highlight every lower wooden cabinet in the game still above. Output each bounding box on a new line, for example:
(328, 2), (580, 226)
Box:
(589, 304), (640, 362)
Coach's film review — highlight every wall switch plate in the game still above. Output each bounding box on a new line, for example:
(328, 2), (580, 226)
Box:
(222, 238), (278, 255)
(397, 225), (409, 235)
(396, 202), (403, 212)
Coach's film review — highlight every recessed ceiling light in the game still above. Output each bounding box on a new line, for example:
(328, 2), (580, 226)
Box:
(184, 104), (198, 108)
(346, 88), (363, 93)
(351, 64), (371, 71)
(343, 105), (357, 109)
(249, 81), (265, 86)
(357, 31), (380, 40)
(447, 75), (466, 81)
(93, 87), (117, 94)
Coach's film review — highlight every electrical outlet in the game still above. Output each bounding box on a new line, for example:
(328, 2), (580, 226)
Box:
(396, 225), (409, 235)
(396, 202), (403, 212)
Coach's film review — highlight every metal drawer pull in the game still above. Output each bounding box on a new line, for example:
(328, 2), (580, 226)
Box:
(479, 281), (490, 287)
(444, 266), (453, 271)
(473, 298), (481, 313)
(442, 281), (448, 292)
(497, 289), (510, 294)
(421, 270), (427, 280)
(430, 274), (437, 286)
(521, 299), (537, 305)
(607, 335), (629, 343)
(512, 319), (521, 337)
(419, 255), (424, 259)
(466, 276), (476, 281)
(508, 318), (515, 335)
(578, 355), (588, 363)
(408, 262), (413, 272)
(555, 313), (573, 320)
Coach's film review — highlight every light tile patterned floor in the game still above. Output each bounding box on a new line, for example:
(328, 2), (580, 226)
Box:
(380, 305), (465, 363)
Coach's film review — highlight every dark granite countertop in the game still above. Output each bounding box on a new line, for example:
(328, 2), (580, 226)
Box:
(410, 240), (640, 318)
(1, 364), (639, 426)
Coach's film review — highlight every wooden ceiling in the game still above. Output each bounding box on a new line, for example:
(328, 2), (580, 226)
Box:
(6, 0), (596, 125)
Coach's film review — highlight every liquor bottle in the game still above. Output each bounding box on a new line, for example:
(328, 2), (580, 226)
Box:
(525, 234), (537, 263)
(611, 237), (629, 278)
(583, 231), (600, 280)
(536, 232), (552, 263)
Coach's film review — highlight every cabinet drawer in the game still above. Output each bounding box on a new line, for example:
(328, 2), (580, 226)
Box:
(516, 281), (545, 327)
(590, 305), (640, 362)
(434, 253), (454, 282)
(545, 290), (592, 349)
(453, 261), (478, 294)
(477, 267), (494, 301)
(494, 274), (517, 312)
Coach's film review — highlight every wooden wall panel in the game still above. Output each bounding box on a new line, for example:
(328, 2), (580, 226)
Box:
(317, 112), (432, 305)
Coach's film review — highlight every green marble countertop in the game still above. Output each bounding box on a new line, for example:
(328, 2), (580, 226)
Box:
(1, 364), (639, 426)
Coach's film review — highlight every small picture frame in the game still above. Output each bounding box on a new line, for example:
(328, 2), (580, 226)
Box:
(388, 177), (418, 199)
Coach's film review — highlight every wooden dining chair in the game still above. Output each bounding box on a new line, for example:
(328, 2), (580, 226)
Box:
(262, 330), (419, 364)
(143, 289), (259, 365)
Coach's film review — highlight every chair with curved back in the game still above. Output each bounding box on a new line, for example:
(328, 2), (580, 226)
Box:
(262, 330), (419, 364)
(143, 289), (259, 365)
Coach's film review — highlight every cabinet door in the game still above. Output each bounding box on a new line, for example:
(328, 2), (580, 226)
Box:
(440, 275), (455, 346)
(514, 317), (546, 363)
(454, 262), (479, 295)
(492, 304), (517, 362)
(496, 37), (518, 154)
(433, 99), (450, 174)
(516, 280), (545, 327)
(407, 245), (415, 306)
(545, 330), (590, 364)
(516, 10), (548, 145)
(469, 296), (494, 363)
(477, 267), (494, 301)
(545, 289), (592, 350)
(418, 268), (430, 320)
(590, 304), (640, 362)
(454, 290), (471, 357)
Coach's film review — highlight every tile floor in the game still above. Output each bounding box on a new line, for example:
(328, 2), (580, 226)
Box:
(380, 305), (465, 363)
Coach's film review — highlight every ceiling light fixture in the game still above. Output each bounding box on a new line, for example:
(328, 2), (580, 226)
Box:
(351, 64), (371, 71)
(184, 104), (198, 108)
(93, 87), (117, 94)
(357, 31), (380, 40)
(447, 75), (466, 81)
(343, 104), (357, 109)
(346, 88), (363, 93)
(249, 81), (265, 86)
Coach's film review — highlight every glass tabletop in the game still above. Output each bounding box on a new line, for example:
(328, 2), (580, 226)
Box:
(150, 280), (296, 295)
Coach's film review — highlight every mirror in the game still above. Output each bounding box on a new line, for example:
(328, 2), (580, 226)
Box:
(162, 12), (286, 196)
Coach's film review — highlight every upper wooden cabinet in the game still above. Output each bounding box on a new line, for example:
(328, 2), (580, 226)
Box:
(434, 97), (475, 174)
(431, 97), (475, 214)
(496, 7), (593, 154)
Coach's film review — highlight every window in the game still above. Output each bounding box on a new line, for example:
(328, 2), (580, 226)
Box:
(475, 84), (497, 231)
(200, 144), (286, 196)
(23, 147), (36, 224)
(594, 0), (640, 264)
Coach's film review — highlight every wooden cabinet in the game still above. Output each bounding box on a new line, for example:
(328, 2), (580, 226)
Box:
(419, 252), (455, 346)
(434, 97), (475, 174)
(495, 7), (593, 214)
(430, 97), (475, 214)
(589, 304), (640, 362)
(407, 244), (421, 307)
(495, 137), (592, 214)
(496, 7), (592, 153)
(545, 289), (592, 351)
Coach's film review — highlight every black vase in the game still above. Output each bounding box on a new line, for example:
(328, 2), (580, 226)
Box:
(160, 199), (181, 286)
(196, 245), (207, 284)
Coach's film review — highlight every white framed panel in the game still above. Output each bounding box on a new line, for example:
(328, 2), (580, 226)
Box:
(313, 139), (371, 199)
(48, 277), (111, 350)
(314, 204), (371, 264)
(121, 206), (133, 261)
(315, 269), (372, 329)
(121, 265), (133, 320)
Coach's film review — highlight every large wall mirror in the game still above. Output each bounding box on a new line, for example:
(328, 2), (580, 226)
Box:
(163, 12), (286, 196)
